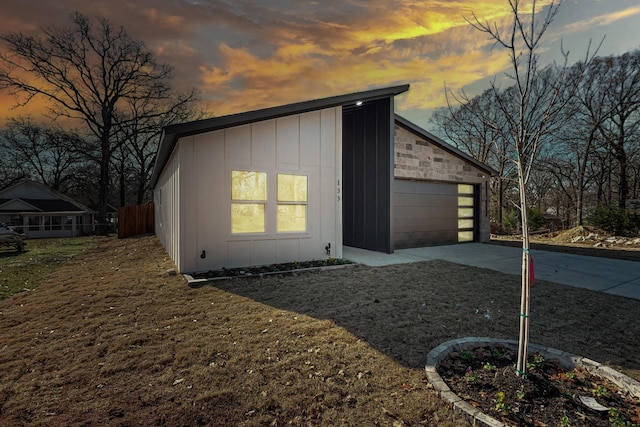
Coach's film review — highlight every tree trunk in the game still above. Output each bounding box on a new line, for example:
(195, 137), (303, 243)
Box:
(97, 138), (110, 235)
(136, 169), (146, 205)
(516, 163), (531, 377)
(119, 165), (126, 207)
(618, 147), (628, 209)
(498, 178), (504, 227)
(576, 191), (583, 226)
(97, 107), (113, 236)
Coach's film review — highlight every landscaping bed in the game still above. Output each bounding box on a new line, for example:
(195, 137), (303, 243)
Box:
(438, 345), (639, 426)
(189, 258), (352, 281)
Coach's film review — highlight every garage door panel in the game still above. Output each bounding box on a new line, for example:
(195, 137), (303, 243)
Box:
(393, 230), (458, 249)
(394, 205), (457, 220)
(393, 179), (475, 249)
(395, 193), (458, 208)
(394, 218), (457, 232)
(394, 179), (457, 196)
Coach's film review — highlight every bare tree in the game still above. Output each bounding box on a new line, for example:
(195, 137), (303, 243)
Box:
(596, 51), (640, 209)
(0, 117), (85, 191)
(0, 12), (199, 233)
(541, 59), (612, 225)
(467, 0), (595, 376)
(0, 153), (28, 190)
(113, 91), (205, 206)
(432, 88), (518, 226)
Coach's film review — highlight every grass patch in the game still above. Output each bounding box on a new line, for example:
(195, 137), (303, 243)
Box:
(0, 237), (95, 300)
(1, 235), (639, 425)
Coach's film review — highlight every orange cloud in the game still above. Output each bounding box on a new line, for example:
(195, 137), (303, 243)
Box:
(196, 1), (521, 118)
(194, 0), (569, 119)
(0, 0), (625, 129)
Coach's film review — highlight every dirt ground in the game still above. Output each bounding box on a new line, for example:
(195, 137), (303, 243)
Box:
(0, 235), (638, 426)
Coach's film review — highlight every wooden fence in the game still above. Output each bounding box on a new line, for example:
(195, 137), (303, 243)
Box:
(118, 203), (155, 239)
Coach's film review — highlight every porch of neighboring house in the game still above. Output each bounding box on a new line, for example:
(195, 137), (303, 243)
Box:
(10, 212), (94, 238)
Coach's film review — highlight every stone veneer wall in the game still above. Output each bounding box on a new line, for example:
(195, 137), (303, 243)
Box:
(394, 124), (487, 183)
(393, 124), (492, 242)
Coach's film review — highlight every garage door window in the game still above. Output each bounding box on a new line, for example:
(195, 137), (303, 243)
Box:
(458, 184), (475, 242)
(231, 170), (267, 234)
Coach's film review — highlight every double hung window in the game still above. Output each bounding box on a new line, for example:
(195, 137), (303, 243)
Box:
(277, 174), (307, 232)
(231, 171), (267, 234)
(230, 170), (308, 234)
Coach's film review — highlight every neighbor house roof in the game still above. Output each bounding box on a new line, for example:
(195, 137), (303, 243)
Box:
(394, 115), (498, 177)
(0, 198), (84, 213)
(151, 84), (410, 188)
(0, 180), (93, 214)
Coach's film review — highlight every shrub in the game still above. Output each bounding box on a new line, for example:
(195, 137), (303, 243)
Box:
(527, 207), (547, 230)
(587, 205), (640, 236)
(502, 208), (519, 234)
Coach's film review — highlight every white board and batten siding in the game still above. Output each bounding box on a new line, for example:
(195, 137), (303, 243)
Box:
(155, 107), (343, 273)
(154, 148), (181, 267)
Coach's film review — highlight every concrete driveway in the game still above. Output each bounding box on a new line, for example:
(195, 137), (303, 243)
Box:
(343, 243), (640, 301)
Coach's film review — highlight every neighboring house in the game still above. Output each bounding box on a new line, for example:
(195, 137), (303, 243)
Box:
(0, 180), (94, 238)
(151, 84), (496, 273)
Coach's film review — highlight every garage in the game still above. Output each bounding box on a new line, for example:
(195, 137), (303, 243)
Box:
(393, 180), (477, 249)
(391, 116), (495, 250)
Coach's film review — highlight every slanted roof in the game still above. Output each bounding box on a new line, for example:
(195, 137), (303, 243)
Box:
(394, 115), (498, 177)
(151, 84), (410, 188)
(0, 180), (92, 214)
(0, 198), (85, 213)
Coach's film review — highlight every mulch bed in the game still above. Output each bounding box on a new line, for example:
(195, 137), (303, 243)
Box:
(190, 258), (352, 280)
(438, 345), (639, 426)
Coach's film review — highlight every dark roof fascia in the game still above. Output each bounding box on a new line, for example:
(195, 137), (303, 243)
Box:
(0, 198), (41, 212)
(0, 198), (90, 214)
(151, 84), (410, 188)
(0, 179), (94, 212)
(394, 114), (498, 177)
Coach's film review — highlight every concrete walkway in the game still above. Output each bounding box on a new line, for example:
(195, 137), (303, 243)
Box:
(343, 243), (640, 301)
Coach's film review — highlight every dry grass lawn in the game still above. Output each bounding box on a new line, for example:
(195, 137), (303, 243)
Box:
(0, 235), (638, 426)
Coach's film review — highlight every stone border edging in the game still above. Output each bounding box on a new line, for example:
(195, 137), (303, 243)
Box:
(425, 337), (640, 427)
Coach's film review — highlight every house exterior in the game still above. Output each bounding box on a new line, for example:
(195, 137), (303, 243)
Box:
(151, 85), (496, 273)
(0, 180), (94, 238)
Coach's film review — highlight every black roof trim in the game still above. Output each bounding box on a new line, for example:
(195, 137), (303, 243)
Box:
(394, 114), (498, 177)
(0, 198), (89, 213)
(151, 84), (409, 188)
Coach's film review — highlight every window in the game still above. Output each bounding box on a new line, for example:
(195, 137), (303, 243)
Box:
(457, 184), (475, 242)
(277, 174), (307, 232)
(231, 170), (267, 234)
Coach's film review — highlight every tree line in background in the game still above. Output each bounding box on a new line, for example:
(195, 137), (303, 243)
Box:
(0, 12), (205, 233)
(2, 11), (638, 238)
(431, 48), (640, 236)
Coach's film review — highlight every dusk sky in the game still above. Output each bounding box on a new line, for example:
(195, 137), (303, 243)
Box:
(1, 0), (639, 129)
